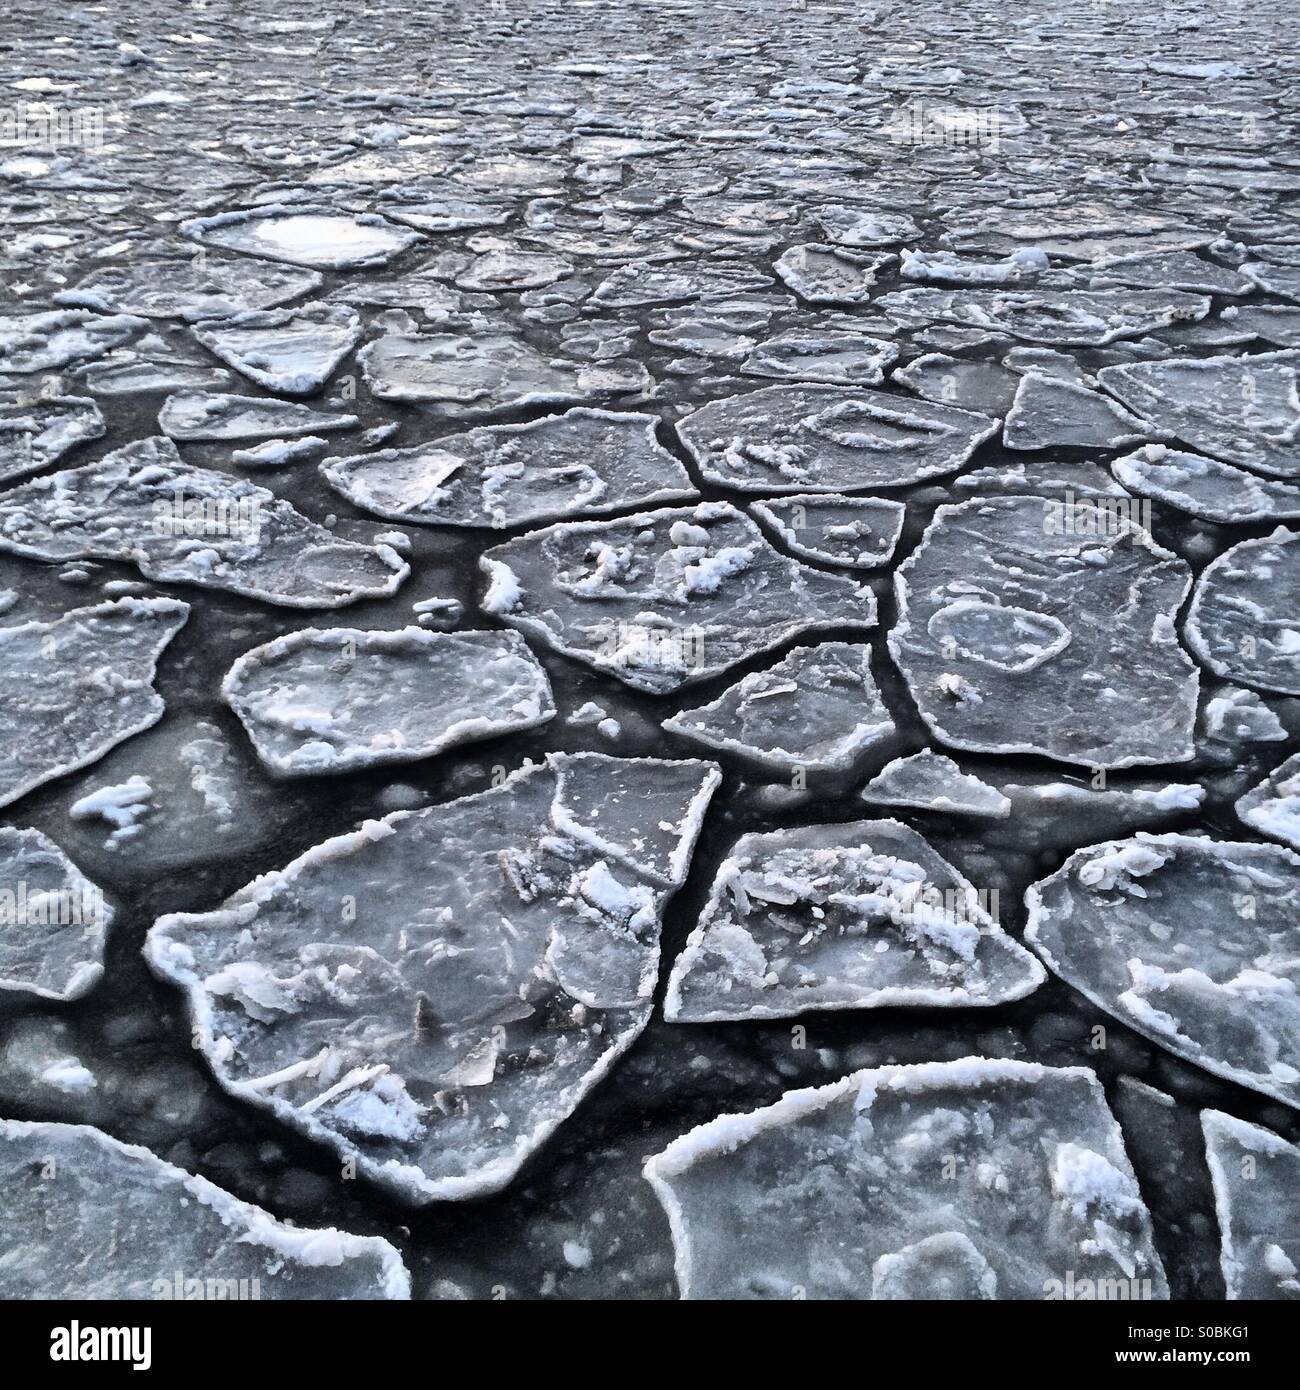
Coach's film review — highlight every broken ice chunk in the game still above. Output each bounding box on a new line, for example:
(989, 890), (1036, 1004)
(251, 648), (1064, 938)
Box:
(773, 243), (894, 305)
(0, 437), (408, 608)
(190, 302), (361, 395)
(749, 493), (905, 569)
(1201, 1111), (1300, 1300)
(0, 598), (188, 809)
(1003, 373), (1156, 451)
(643, 1059), (1166, 1299)
(860, 751), (1011, 819)
(0, 393), (104, 483)
(893, 353), (1021, 415)
(1202, 686), (1287, 745)
(664, 819), (1041, 1022)
(159, 391), (358, 441)
(813, 206), (918, 248)
(62, 253), (323, 321)
(1026, 833), (1300, 1109)
(222, 627), (555, 776)
(182, 204), (422, 270)
(0, 827), (110, 1001)
(1186, 529), (1300, 695)
(890, 497), (1198, 768)
(676, 384), (998, 493)
(0, 1120), (408, 1298)
(146, 754), (719, 1202)
(741, 330), (898, 386)
(1096, 355), (1300, 478)
(1235, 751), (1300, 851)
(321, 408), (696, 529)
(477, 501), (875, 694)
(1112, 445), (1300, 524)
(0, 310), (147, 373)
(662, 643), (895, 778)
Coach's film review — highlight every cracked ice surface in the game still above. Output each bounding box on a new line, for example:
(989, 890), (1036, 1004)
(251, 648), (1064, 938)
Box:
(644, 1059), (1166, 1299)
(890, 497), (1199, 768)
(0, 1120), (409, 1299)
(0, 437), (408, 607)
(478, 501), (875, 693)
(146, 755), (719, 1202)
(1026, 835), (1300, 1109)
(664, 821), (1042, 1022)
(222, 627), (555, 775)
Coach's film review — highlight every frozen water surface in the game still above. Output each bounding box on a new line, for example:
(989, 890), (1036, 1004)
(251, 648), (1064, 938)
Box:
(644, 1059), (1165, 1299)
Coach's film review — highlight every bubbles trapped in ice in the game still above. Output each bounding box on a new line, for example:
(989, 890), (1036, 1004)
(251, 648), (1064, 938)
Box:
(321, 408), (696, 528)
(643, 1059), (1166, 1300)
(0, 827), (111, 1001)
(222, 627), (556, 776)
(0, 1119), (409, 1299)
(477, 501), (875, 694)
(0, 437), (408, 608)
(145, 754), (718, 1202)
(1026, 833), (1300, 1109)
(890, 497), (1199, 768)
(664, 820), (1041, 1022)
(662, 643), (894, 777)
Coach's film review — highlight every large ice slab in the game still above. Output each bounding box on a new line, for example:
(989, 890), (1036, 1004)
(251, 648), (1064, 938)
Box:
(1026, 833), (1300, 1109)
(643, 1059), (1166, 1299)
(0, 828), (110, 1001)
(146, 754), (719, 1202)
(662, 643), (894, 777)
(0, 437), (408, 608)
(889, 497), (1198, 768)
(675, 385), (998, 493)
(0, 1120), (408, 1299)
(223, 627), (555, 776)
(664, 820), (1042, 1022)
(477, 501), (875, 693)
(1201, 1111), (1300, 1300)
(1186, 529), (1300, 695)
(1096, 356), (1300, 478)
(0, 598), (188, 809)
(321, 408), (696, 528)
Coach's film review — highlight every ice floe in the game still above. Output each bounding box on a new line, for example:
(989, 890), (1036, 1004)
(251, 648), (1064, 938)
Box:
(182, 205), (423, 270)
(1112, 445), (1300, 523)
(190, 302), (361, 395)
(1235, 751), (1300, 850)
(748, 493), (905, 568)
(860, 751), (1011, 819)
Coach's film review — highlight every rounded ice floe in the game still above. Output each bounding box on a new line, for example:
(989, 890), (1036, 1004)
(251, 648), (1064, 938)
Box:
(0, 827), (111, 1001)
(889, 496), (1199, 768)
(643, 1058), (1166, 1300)
(1111, 444), (1300, 524)
(1235, 751), (1300, 850)
(61, 254), (323, 321)
(675, 384), (999, 494)
(740, 329), (899, 385)
(664, 819), (1042, 1022)
(1185, 529), (1300, 695)
(476, 501), (875, 694)
(181, 204), (423, 270)
(877, 287), (1210, 346)
(189, 301), (361, 395)
(222, 627), (555, 776)
(1025, 833), (1300, 1109)
(1201, 1110), (1300, 1300)
(0, 393), (104, 483)
(0, 1120), (409, 1299)
(748, 493), (905, 568)
(0, 436), (408, 609)
(321, 408), (696, 529)
(0, 597), (189, 810)
(661, 643), (895, 777)
(146, 753), (720, 1203)
(1096, 355), (1300, 478)
(357, 330), (650, 415)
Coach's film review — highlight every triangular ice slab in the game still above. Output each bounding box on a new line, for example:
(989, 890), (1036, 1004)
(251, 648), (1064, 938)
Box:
(860, 751), (1011, 819)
